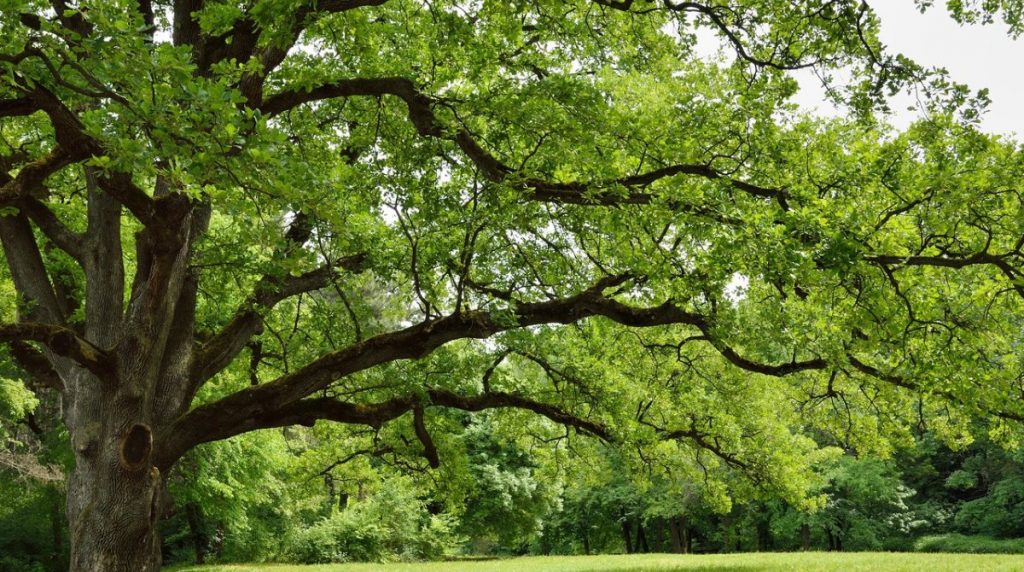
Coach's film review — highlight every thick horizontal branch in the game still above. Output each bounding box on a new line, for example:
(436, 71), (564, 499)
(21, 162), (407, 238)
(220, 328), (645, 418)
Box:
(0, 322), (111, 379)
(711, 343), (826, 377)
(160, 388), (610, 467)
(165, 275), (698, 457)
(313, 0), (389, 11)
(261, 77), (440, 129)
(868, 253), (1007, 269)
(168, 266), (1024, 465)
(525, 163), (788, 208)
(165, 383), (756, 477)
(0, 96), (36, 117)
(1, 84), (161, 227)
(93, 172), (159, 227)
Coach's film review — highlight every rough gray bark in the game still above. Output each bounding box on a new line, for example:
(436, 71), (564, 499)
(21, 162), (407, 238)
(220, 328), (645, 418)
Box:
(65, 200), (195, 571)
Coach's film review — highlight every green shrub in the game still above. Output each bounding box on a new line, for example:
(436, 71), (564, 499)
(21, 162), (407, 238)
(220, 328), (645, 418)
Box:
(286, 509), (385, 563)
(914, 533), (1024, 554)
(0, 479), (66, 572)
(952, 475), (1024, 538)
(284, 477), (464, 563)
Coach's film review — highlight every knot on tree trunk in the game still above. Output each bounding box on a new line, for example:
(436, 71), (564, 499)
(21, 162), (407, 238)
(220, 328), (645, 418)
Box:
(47, 328), (76, 355)
(119, 424), (153, 471)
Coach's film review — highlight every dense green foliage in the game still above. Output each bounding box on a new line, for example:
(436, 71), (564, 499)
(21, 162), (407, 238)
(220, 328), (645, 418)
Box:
(914, 534), (1024, 555)
(2, 0), (1024, 569)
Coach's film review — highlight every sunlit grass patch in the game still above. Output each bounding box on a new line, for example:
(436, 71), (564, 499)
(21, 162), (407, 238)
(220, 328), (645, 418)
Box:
(169, 551), (1024, 572)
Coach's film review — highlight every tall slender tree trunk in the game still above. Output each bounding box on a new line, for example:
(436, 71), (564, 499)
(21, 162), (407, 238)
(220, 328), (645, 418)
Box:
(669, 517), (683, 553)
(619, 507), (633, 554)
(635, 520), (650, 553)
(185, 502), (208, 564)
(49, 485), (65, 570)
(324, 474), (336, 514)
(756, 518), (771, 551)
(681, 515), (691, 554)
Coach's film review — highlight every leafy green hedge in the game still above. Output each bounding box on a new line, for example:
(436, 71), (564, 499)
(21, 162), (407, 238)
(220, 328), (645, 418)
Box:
(284, 477), (464, 563)
(914, 534), (1024, 554)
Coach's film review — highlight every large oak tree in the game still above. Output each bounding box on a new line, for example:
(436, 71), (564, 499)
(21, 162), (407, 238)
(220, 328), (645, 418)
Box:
(2, 0), (1023, 569)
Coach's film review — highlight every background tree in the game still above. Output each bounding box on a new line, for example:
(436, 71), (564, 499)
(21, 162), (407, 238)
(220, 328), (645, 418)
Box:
(2, 0), (1024, 570)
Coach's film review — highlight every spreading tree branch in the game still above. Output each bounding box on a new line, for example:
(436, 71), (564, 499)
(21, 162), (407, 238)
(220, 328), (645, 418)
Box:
(0, 323), (111, 378)
(192, 211), (366, 385)
(19, 197), (85, 262)
(260, 77), (789, 208)
(0, 96), (36, 117)
(165, 274), (699, 459)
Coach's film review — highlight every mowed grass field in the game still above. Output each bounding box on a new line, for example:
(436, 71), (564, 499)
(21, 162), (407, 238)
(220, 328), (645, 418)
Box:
(168, 552), (1024, 572)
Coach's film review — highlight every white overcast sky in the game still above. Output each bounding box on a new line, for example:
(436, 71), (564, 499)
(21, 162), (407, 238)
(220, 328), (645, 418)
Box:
(790, 2), (1024, 139)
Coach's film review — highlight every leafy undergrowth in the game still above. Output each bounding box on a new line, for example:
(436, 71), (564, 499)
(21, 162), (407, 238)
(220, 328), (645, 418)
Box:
(169, 552), (1024, 572)
(915, 534), (1024, 554)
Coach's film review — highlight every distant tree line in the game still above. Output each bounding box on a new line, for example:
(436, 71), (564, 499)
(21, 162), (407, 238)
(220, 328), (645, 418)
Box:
(4, 415), (1024, 570)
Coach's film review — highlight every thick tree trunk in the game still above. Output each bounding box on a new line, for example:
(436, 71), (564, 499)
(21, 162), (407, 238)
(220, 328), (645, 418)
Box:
(61, 193), (197, 571)
(64, 364), (170, 571)
(825, 527), (837, 551)
(800, 523), (811, 550)
(67, 444), (163, 571)
(651, 518), (664, 552)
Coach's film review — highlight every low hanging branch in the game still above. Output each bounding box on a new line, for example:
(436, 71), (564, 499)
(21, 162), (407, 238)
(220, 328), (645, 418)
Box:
(165, 274), (697, 458)
(160, 387), (612, 466)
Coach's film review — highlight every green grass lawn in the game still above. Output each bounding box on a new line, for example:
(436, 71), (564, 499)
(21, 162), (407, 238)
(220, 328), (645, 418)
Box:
(168, 552), (1024, 572)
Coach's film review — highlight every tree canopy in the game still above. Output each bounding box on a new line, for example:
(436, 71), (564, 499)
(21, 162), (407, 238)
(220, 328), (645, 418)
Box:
(1, 0), (1023, 570)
